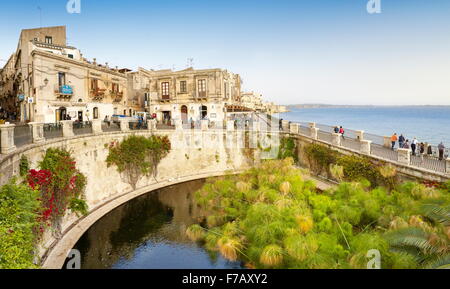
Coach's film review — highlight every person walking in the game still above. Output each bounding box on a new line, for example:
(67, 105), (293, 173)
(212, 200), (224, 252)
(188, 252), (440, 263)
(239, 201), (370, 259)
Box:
(334, 126), (339, 134)
(391, 133), (398, 150)
(339, 126), (345, 140)
(403, 140), (410, 149)
(411, 137), (418, 156)
(438, 142), (445, 161)
(398, 134), (405, 149)
(419, 142), (425, 162)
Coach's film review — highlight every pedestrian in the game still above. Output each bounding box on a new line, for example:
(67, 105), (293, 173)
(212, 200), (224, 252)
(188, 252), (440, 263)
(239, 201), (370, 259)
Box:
(427, 143), (433, 156)
(419, 142), (425, 162)
(339, 126), (345, 140)
(403, 140), (410, 149)
(391, 133), (398, 151)
(279, 118), (283, 130)
(438, 142), (445, 161)
(334, 126), (339, 133)
(104, 115), (110, 127)
(398, 134), (405, 149)
(411, 137), (418, 156)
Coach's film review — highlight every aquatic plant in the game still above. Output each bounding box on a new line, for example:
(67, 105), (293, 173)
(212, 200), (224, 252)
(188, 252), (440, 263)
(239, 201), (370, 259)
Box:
(260, 245), (284, 267)
(188, 159), (450, 269)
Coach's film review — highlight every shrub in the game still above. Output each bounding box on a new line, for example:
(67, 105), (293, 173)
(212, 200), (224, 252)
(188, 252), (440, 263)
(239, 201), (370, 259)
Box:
(0, 180), (40, 269)
(106, 135), (171, 189)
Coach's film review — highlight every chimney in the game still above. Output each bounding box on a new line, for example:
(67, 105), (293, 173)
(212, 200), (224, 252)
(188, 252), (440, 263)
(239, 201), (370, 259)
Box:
(93, 58), (97, 65)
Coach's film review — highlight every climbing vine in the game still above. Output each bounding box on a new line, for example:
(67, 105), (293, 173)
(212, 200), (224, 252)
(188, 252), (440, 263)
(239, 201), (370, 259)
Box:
(28, 148), (88, 237)
(278, 137), (298, 162)
(106, 135), (171, 189)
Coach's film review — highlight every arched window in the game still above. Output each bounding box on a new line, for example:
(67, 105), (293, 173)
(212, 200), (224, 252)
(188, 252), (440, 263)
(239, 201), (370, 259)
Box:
(93, 107), (99, 119)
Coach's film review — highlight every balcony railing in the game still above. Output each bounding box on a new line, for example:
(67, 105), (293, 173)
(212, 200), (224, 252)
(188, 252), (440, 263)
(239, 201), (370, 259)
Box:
(54, 85), (74, 99)
(90, 88), (107, 101)
(111, 91), (124, 102)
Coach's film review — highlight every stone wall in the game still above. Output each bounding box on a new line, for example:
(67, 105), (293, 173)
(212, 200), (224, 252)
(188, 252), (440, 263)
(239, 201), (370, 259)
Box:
(0, 127), (264, 269)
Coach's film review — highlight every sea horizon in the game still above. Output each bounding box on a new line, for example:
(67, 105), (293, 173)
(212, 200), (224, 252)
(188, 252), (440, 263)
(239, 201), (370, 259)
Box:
(280, 106), (450, 147)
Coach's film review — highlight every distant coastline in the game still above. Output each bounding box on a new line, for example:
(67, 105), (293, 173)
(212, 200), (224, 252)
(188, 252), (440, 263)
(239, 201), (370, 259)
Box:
(287, 104), (450, 109)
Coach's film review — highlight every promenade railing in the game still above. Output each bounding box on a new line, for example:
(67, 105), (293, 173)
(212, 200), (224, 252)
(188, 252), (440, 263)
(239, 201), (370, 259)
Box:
(73, 121), (93, 136)
(44, 123), (63, 140)
(1, 118), (449, 176)
(283, 121), (449, 174)
(14, 124), (33, 148)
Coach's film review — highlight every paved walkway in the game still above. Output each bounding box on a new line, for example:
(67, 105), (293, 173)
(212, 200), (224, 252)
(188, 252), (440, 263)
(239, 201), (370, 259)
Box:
(298, 128), (447, 174)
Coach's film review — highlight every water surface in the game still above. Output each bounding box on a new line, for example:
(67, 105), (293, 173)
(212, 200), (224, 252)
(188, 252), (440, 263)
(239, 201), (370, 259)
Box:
(68, 180), (244, 269)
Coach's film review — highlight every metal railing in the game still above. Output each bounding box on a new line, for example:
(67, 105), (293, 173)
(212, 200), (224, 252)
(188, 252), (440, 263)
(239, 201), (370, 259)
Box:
(73, 121), (93, 136)
(129, 121), (148, 130)
(101, 122), (121, 132)
(14, 125), (32, 148)
(288, 121), (448, 174)
(44, 123), (63, 140)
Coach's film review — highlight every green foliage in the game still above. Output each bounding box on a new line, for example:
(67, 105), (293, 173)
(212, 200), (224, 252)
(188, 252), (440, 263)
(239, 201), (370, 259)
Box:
(278, 137), (298, 162)
(106, 135), (171, 189)
(337, 155), (382, 187)
(384, 199), (450, 268)
(39, 148), (88, 221)
(304, 143), (338, 176)
(19, 155), (30, 177)
(0, 180), (40, 269)
(188, 159), (450, 269)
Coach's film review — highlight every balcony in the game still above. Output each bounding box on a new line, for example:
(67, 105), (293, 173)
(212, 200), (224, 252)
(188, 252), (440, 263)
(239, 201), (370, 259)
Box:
(158, 95), (171, 102)
(90, 88), (107, 101)
(111, 91), (124, 102)
(54, 85), (74, 99)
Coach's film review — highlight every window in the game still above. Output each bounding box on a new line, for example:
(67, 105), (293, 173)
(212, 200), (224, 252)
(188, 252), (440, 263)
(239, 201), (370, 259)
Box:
(180, 81), (187, 93)
(198, 79), (207, 97)
(112, 83), (120, 93)
(93, 107), (99, 119)
(68, 54), (74, 59)
(45, 36), (53, 44)
(91, 79), (98, 91)
(224, 82), (228, 98)
(161, 82), (170, 99)
(58, 72), (66, 87)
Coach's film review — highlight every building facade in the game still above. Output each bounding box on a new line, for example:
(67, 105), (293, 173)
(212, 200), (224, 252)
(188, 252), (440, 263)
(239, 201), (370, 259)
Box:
(0, 26), (132, 123)
(0, 25), (285, 125)
(128, 67), (243, 124)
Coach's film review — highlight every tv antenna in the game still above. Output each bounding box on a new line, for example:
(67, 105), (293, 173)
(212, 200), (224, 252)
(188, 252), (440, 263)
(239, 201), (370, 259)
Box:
(37, 6), (42, 27)
(187, 58), (194, 68)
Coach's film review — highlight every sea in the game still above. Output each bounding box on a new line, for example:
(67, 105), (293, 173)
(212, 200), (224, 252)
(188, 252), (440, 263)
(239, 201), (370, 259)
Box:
(280, 106), (450, 147)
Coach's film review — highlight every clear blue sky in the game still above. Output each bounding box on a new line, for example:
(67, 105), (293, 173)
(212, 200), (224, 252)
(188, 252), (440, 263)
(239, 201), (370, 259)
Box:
(1, 0), (450, 105)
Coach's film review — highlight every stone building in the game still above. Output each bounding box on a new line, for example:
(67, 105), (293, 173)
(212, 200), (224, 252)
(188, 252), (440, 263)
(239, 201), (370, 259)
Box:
(0, 26), (131, 123)
(127, 67), (244, 124)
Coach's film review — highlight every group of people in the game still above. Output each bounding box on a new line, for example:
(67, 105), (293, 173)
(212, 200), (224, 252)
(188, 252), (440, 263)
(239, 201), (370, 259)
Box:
(390, 133), (446, 160)
(334, 126), (346, 139)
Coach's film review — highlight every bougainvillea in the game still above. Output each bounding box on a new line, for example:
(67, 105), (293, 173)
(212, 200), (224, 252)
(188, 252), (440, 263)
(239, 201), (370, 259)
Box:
(27, 149), (88, 236)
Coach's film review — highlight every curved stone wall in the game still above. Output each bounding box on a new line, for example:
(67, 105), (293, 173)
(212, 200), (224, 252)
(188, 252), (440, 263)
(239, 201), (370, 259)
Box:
(0, 129), (256, 269)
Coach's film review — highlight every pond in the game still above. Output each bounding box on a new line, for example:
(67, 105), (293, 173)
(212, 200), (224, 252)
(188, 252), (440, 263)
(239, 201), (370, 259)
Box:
(65, 179), (244, 269)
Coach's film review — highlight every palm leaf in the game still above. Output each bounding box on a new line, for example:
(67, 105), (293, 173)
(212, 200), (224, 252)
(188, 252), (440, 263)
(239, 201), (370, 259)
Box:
(424, 254), (450, 269)
(420, 202), (450, 226)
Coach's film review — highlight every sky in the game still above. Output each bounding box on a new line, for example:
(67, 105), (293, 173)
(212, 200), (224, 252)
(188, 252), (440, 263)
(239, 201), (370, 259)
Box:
(0, 0), (449, 105)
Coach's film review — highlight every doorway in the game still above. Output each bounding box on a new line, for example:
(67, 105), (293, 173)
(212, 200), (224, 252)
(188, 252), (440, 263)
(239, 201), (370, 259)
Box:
(181, 105), (188, 123)
(56, 107), (67, 121)
(201, 105), (208, 119)
(162, 111), (172, 125)
(78, 111), (83, 122)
